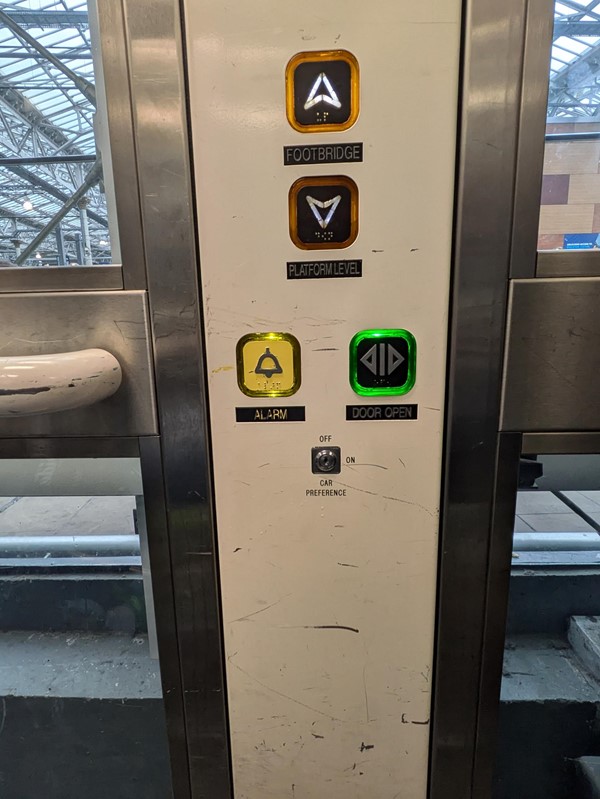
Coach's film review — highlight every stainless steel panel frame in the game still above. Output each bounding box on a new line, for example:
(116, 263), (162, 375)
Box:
(429, 0), (528, 795)
(119, 1), (232, 795)
(0, 436), (139, 459)
(501, 278), (600, 432)
(471, 433), (522, 797)
(522, 431), (600, 455)
(0, 266), (123, 292)
(511, 0), (554, 279)
(139, 436), (193, 799)
(95, 0), (147, 290)
(0, 291), (157, 437)
(537, 250), (600, 278)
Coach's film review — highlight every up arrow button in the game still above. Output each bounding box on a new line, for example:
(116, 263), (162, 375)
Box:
(350, 330), (416, 397)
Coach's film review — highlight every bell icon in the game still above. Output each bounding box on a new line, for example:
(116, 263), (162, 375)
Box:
(255, 347), (283, 379)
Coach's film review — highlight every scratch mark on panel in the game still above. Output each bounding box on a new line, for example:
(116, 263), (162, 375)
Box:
(360, 742), (374, 751)
(211, 365), (234, 374)
(333, 481), (378, 497)
(363, 665), (370, 723)
(381, 495), (436, 517)
(227, 655), (341, 721)
(337, 562), (358, 568)
(280, 624), (359, 633)
(231, 594), (292, 623)
(332, 479), (436, 517)
(311, 624), (359, 633)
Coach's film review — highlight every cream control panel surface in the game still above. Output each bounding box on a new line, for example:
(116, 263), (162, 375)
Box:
(184, 2), (461, 796)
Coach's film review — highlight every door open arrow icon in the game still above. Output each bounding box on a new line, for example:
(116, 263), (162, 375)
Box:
(360, 343), (405, 377)
(303, 73), (342, 110)
(306, 194), (341, 229)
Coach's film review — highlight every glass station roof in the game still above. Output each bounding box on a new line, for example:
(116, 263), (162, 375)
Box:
(550, 0), (600, 121)
(0, 0), (597, 263)
(0, 0), (109, 265)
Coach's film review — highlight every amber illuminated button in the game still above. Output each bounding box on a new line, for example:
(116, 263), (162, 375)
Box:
(289, 175), (358, 250)
(286, 50), (359, 132)
(236, 333), (301, 397)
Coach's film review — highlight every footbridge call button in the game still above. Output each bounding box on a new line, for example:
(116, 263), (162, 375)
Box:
(289, 175), (358, 250)
(236, 333), (301, 398)
(350, 329), (416, 397)
(286, 50), (360, 133)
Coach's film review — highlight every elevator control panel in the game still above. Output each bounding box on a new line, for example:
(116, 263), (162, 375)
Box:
(185, 2), (460, 795)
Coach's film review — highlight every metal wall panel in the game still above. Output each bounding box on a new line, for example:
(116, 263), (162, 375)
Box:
(537, 250), (600, 278)
(502, 277), (600, 432)
(430, 0), (529, 796)
(0, 266), (123, 292)
(121, 0), (232, 795)
(510, 0), (554, 279)
(0, 291), (157, 436)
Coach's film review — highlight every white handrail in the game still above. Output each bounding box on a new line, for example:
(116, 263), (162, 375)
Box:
(0, 349), (122, 416)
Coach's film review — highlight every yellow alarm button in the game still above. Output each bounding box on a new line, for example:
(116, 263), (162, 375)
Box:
(236, 333), (301, 398)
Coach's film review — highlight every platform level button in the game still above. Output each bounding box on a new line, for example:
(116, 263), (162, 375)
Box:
(350, 329), (416, 397)
(289, 175), (358, 250)
(237, 333), (301, 398)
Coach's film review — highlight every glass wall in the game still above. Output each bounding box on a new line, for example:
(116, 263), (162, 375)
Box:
(0, 1), (120, 267)
(0, 457), (173, 799)
(494, 452), (600, 799)
(539, 1), (600, 251)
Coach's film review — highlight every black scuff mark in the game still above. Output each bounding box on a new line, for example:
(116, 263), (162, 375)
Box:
(402, 713), (429, 725)
(305, 624), (359, 633)
(360, 742), (375, 752)
(0, 386), (51, 395)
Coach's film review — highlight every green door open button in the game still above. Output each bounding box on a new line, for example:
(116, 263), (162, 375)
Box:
(349, 329), (416, 397)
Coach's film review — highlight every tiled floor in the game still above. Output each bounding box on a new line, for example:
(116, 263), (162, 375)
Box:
(0, 490), (597, 539)
(0, 496), (136, 536)
(516, 491), (600, 533)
